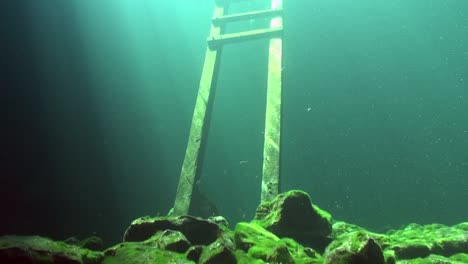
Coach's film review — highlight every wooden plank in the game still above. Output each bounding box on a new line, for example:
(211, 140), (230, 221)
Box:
(261, 0), (283, 203)
(172, 5), (226, 216)
(208, 27), (282, 50)
(215, 0), (252, 5)
(212, 8), (283, 26)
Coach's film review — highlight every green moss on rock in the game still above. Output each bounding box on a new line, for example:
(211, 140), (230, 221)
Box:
(382, 223), (468, 259)
(77, 236), (103, 251)
(0, 236), (103, 264)
(253, 190), (333, 252)
(395, 253), (468, 264)
(123, 215), (221, 246)
(103, 241), (192, 264)
(234, 222), (323, 264)
(2, 190), (468, 264)
(324, 231), (385, 264)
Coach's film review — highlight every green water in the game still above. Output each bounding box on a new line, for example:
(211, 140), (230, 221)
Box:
(1, 0), (467, 245)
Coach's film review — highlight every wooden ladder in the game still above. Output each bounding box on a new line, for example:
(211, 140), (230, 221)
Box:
(172, 0), (284, 216)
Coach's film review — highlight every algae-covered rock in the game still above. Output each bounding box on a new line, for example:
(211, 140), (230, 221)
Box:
(78, 236), (104, 251)
(332, 221), (387, 246)
(383, 249), (397, 264)
(208, 215), (229, 227)
(249, 243), (294, 264)
(235, 222), (282, 252)
(331, 221), (468, 262)
(123, 215), (221, 246)
(0, 235), (103, 264)
(234, 221), (293, 264)
(282, 238), (324, 264)
(3, 189), (468, 264)
(198, 239), (237, 264)
(234, 222), (323, 264)
(332, 221), (374, 238)
(233, 250), (267, 264)
(151, 229), (191, 253)
(186, 245), (203, 262)
(451, 253), (468, 263)
(382, 223), (468, 259)
(454, 222), (468, 231)
(103, 241), (192, 264)
(254, 190), (333, 252)
(323, 231), (385, 264)
(396, 253), (468, 264)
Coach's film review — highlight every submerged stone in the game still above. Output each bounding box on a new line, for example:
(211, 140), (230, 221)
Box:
(103, 241), (192, 264)
(0, 235), (103, 264)
(186, 245), (203, 262)
(3, 189), (468, 264)
(383, 249), (397, 264)
(382, 222), (468, 259)
(253, 190), (333, 252)
(208, 215), (229, 227)
(234, 222), (294, 264)
(198, 239), (237, 264)
(282, 238), (324, 264)
(234, 222), (282, 252)
(324, 231), (385, 264)
(328, 221), (468, 263)
(234, 222), (323, 264)
(395, 253), (468, 264)
(77, 236), (104, 251)
(151, 229), (191, 253)
(332, 221), (374, 238)
(123, 215), (221, 246)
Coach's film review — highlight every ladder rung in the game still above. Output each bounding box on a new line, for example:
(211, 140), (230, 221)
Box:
(212, 8), (283, 26)
(215, 0), (249, 6)
(208, 27), (283, 50)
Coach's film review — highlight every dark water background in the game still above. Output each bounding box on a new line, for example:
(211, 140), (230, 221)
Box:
(1, 0), (467, 246)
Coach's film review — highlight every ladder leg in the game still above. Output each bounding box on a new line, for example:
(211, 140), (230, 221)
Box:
(172, 5), (226, 216)
(261, 0), (283, 203)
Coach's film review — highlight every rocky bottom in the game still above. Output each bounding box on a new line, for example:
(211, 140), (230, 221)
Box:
(1, 190), (467, 264)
